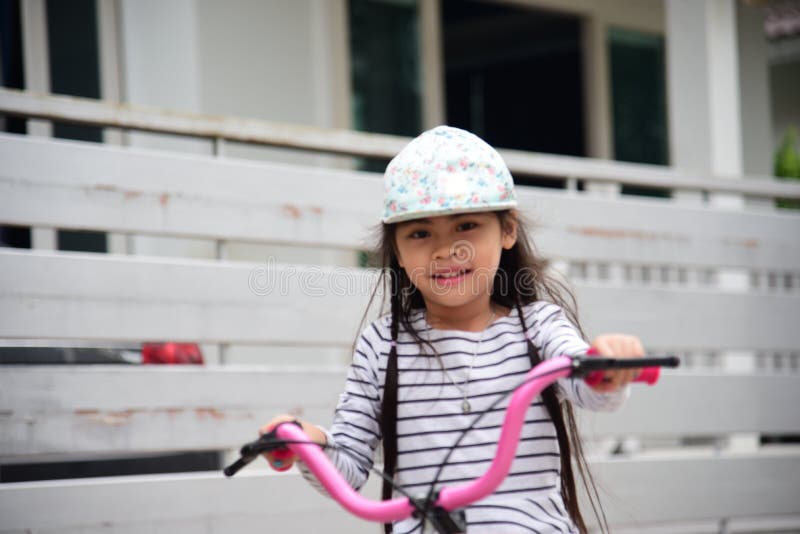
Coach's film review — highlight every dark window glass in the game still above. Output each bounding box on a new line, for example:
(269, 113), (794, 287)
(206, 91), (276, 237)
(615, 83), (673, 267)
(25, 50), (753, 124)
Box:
(46, 0), (102, 143)
(443, 0), (584, 160)
(0, 224), (31, 248)
(609, 27), (668, 167)
(57, 229), (107, 253)
(349, 0), (421, 172)
(1, 452), (221, 482)
(0, 0), (26, 133)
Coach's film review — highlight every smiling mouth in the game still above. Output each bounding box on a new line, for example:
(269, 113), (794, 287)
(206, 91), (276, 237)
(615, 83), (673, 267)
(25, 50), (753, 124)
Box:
(431, 269), (471, 281)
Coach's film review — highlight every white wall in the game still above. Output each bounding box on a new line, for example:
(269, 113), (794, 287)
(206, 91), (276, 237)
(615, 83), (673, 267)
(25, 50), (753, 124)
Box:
(118, 0), (208, 154)
(118, 0), (350, 161)
(116, 0), (357, 273)
(194, 0), (350, 166)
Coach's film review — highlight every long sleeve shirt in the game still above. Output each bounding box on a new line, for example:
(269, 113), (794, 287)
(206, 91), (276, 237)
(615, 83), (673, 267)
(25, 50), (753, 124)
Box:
(299, 302), (629, 533)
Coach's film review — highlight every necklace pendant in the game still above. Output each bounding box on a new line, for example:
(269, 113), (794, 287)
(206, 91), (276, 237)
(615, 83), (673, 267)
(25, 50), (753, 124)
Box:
(461, 399), (471, 414)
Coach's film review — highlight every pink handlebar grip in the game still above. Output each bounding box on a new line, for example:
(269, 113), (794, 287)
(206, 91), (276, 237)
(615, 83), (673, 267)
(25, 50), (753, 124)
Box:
(584, 348), (661, 386)
(634, 366), (660, 384)
(584, 366), (660, 386)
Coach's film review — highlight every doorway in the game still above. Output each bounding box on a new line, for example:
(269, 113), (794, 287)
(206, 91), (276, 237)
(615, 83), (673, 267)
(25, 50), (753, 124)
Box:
(442, 0), (585, 159)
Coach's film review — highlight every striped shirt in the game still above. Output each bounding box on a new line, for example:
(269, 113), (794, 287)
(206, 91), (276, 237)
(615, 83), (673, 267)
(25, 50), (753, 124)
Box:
(300, 302), (628, 533)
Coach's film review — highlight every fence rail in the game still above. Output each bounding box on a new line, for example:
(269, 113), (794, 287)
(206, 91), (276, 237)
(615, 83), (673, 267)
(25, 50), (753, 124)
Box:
(2, 87), (800, 199)
(2, 365), (797, 460)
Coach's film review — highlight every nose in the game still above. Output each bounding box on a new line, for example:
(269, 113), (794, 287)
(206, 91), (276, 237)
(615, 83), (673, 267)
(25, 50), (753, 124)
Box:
(431, 236), (454, 260)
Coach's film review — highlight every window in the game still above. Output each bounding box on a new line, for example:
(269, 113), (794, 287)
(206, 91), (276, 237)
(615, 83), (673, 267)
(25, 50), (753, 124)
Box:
(349, 0), (422, 171)
(443, 0), (585, 158)
(609, 27), (668, 167)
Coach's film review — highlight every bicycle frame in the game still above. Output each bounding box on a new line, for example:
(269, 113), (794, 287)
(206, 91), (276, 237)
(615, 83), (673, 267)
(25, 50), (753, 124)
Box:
(225, 354), (679, 531)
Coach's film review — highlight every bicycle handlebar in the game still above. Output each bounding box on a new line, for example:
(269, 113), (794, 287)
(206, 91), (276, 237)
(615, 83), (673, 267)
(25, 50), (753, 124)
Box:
(225, 354), (679, 527)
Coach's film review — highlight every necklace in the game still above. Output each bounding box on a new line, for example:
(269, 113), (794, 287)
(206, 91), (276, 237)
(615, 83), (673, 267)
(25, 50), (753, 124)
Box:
(427, 307), (497, 414)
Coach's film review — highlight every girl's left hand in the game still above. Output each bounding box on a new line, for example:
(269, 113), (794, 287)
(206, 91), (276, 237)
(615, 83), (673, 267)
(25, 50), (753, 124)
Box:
(587, 334), (644, 392)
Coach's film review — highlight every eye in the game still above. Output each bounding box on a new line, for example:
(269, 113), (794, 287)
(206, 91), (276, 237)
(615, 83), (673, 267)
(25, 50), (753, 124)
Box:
(407, 229), (430, 239)
(456, 221), (478, 232)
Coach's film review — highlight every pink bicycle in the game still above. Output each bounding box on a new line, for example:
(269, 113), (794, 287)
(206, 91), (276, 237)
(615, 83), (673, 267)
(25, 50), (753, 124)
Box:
(225, 353), (679, 533)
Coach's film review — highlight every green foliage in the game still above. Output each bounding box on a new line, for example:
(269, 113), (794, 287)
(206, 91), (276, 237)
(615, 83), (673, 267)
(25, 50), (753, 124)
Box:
(775, 127), (800, 178)
(774, 127), (800, 209)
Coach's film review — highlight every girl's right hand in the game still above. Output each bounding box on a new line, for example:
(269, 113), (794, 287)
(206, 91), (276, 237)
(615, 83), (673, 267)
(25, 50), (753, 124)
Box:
(259, 415), (327, 471)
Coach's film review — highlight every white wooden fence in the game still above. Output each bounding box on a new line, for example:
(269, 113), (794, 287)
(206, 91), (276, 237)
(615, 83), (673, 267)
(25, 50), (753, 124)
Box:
(1, 91), (799, 533)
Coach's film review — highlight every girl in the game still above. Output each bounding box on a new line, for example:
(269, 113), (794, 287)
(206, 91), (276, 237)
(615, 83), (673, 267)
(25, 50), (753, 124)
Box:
(261, 126), (643, 533)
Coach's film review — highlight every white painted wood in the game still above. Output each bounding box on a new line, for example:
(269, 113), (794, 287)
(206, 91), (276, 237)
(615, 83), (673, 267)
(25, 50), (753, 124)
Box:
(0, 366), (346, 458)
(2, 90), (800, 198)
(526, 188), (800, 272)
(0, 470), (381, 534)
(0, 452), (797, 532)
(0, 249), (375, 346)
(2, 367), (797, 459)
(597, 511), (800, 533)
(0, 366), (346, 412)
(1, 250), (798, 350)
(726, 514), (800, 534)
(578, 371), (800, 437)
(0, 133), (379, 251)
(585, 450), (800, 527)
(30, 227), (56, 251)
(0, 87), (409, 159)
(574, 283), (800, 351)
(2, 135), (799, 269)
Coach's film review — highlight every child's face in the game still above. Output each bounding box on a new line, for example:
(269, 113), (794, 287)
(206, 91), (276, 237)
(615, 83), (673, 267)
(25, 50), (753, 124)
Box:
(394, 212), (517, 311)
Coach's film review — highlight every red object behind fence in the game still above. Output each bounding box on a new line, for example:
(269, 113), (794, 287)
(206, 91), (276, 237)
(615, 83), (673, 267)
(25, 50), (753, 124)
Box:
(141, 342), (204, 364)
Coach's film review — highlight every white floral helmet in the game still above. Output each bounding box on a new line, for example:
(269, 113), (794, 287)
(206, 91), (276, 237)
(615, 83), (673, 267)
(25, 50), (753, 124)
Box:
(381, 125), (518, 224)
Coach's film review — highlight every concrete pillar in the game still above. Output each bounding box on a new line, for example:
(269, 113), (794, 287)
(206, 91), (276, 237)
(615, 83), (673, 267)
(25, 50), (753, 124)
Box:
(667, 0), (752, 209)
(667, 1), (773, 180)
(20, 0), (51, 137)
(420, 0), (445, 129)
(737, 2), (773, 177)
(21, 0), (57, 250)
(706, 1), (744, 180)
(666, 1), (713, 175)
(582, 15), (612, 161)
(667, 1), (745, 174)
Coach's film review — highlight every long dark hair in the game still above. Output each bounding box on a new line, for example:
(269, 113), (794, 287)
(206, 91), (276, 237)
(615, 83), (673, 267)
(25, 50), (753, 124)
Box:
(360, 210), (608, 534)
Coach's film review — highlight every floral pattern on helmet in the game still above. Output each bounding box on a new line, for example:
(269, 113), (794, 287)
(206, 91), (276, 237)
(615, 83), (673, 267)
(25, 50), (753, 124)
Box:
(382, 125), (518, 223)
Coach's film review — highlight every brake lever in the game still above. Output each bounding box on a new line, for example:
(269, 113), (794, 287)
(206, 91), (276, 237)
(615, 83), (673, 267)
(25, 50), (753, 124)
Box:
(223, 420), (303, 477)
